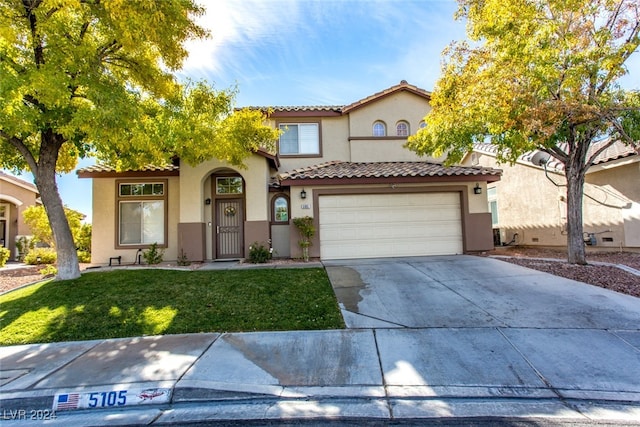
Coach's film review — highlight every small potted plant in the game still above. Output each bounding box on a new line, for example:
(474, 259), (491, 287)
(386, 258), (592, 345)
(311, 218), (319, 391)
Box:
(292, 216), (315, 262)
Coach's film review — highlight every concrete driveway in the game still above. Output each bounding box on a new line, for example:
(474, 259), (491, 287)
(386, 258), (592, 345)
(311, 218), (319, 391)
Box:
(324, 255), (640, 329)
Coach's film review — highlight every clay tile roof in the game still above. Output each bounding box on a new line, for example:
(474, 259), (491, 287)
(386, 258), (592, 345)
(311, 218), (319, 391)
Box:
(77, 164), (179, 174)
(266, 106), (344, 113)
(473, 138), (639, 172)
(278, 161), (501, 182)
(342, 80), (432, 113)
(244, 105), (344, 117)
(245, 81), (430, 117)
(589, 138), (639, 164)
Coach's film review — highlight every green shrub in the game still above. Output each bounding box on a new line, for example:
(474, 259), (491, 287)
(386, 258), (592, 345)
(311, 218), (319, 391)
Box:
(177, 249), (191, 266)
(24, 248), (57, 265)
(143, 243), (164, 265)
(0, 247), (10, 267)
(15, 236), (35, 261)
(293, 216), (316, 262)
(77, 250), (91, 263)
(248, 242), (272, 264)
(39, 265), (57, 277)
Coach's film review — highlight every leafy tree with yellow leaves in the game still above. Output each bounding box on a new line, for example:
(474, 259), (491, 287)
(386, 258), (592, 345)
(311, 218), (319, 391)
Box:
(407, 0), (640, 265)
(0, 0), (279, 279)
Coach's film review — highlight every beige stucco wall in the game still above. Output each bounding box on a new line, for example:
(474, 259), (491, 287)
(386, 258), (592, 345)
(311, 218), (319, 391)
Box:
(348, 91), (431, 137)
(469, 153), (640, 248)
(178, 154), (272, 260)
(275, 92), (436, 170)
(348, 91), (432, 163)
(91, 176), (180, 264)
(277, 116), (350, 171)
(179, 155), (271, 223)
(585, 161), (640, 247)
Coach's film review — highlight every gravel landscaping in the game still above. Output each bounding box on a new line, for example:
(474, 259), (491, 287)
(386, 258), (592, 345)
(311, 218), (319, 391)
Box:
(484, 247), (640, 298)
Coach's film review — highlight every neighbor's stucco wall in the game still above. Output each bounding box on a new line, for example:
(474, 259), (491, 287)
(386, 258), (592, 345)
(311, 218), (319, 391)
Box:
(0, 177), (39, 259)
(469, 153), (640, 248)
(585, 161), (640, 247)
(91, 176), (180, 264)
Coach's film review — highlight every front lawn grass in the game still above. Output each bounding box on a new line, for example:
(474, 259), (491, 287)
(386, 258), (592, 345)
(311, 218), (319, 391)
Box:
(0, 268), (344, 345)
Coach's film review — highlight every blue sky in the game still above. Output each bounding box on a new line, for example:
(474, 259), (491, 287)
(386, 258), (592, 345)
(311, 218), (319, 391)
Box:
(5, 0), (639, 222)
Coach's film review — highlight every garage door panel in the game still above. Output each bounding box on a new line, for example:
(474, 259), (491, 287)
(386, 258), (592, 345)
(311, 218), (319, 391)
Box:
(319, 193), (463, 259)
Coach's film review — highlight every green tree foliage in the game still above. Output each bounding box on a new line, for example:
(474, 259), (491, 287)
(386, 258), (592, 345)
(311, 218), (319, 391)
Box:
(0, 0), (279, 279)
(407, 0), (640, 264)
(23, 205), (85, 247)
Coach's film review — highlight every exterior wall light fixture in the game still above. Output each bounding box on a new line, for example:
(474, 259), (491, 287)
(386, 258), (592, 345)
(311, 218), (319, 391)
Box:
(473, 183), (482, 195)
(205, 198), (212, 205)
(300, 189), (307, 199)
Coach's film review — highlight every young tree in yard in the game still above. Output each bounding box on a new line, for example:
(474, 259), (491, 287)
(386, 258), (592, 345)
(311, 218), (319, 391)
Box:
(0, 1), (279, 279)
(407, 0), (640, 265)
(22, 205), (89, 250)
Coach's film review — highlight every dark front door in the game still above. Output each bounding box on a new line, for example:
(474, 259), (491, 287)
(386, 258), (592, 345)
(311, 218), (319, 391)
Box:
(215, 199), (243, 259)
(0, 220), (5, 247)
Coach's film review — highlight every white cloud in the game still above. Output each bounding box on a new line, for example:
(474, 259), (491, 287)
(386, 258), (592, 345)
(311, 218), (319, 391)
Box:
(182, 0), (303, 80)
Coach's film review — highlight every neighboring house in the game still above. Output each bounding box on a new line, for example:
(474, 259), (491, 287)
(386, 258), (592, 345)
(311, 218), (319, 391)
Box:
(463, 140), (640, 249)
(78, 81), (502, 264)
(0, 171), (40, 260)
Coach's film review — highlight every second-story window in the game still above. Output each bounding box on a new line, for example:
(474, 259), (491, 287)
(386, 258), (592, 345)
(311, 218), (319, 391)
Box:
(396, 121), (409, 137)
(373, 121), (386, 137)
(279, 123), (319, 155)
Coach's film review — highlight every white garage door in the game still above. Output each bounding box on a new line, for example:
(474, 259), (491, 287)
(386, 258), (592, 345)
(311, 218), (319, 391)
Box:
(319, 193), (463, 259)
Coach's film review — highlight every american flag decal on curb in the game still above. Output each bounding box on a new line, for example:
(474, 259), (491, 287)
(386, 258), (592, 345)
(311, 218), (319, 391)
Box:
(54, 393), (80, 410)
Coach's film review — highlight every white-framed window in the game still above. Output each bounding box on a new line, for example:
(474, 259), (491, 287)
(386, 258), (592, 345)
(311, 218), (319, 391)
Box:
(488, 186), (498, 227)
(273, 195), (289, 222)
(119, 201), (165, 245)
(117, 181), (167, 247)
(373, 121), (386, 137)
(396, 121), (409, 136)
(278, 123), (319, 155)
(216, 177), (243, 194)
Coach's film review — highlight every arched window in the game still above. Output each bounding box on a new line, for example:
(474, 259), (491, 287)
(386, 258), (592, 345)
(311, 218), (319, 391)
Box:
(396, 121), (409, 136)
(419, 120), (427, 129)
(373, 121), (386, 137)
(272, 195), (289, 222)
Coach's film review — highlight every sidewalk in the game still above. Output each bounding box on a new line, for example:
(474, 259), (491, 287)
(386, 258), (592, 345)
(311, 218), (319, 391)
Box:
(2, 329), (640, 426)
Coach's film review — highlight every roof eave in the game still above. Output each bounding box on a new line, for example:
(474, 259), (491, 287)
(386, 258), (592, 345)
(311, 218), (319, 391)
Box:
(280, 174), (501, 186)
(77, 169), (180, 178)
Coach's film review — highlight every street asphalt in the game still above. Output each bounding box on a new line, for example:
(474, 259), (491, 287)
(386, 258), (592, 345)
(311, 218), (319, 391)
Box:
(1, 255), (639, 426)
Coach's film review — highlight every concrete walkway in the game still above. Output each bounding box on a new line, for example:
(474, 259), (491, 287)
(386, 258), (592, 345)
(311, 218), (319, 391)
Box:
(1, 256), (640, 425)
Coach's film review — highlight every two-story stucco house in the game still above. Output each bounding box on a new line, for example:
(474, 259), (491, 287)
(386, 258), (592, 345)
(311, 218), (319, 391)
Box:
(79, 81), (502, 264)
(464, 140), (639, 250)
(0, 171), (41, 260)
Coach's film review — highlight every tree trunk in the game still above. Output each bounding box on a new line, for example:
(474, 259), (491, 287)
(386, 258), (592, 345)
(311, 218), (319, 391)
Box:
(564, 138), (588, 265)
(34, 137), (81, 280)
